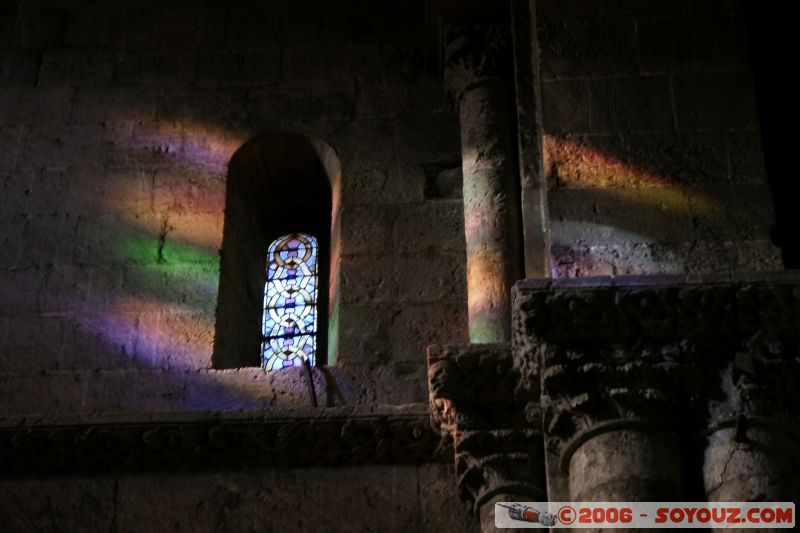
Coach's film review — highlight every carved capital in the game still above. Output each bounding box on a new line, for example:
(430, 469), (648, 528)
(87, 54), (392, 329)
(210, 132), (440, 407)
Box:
(427, 343), (545, 512)
(443, 24), (512, 102)
(512, 273), (800, 466)
(455, 428), (545, 508)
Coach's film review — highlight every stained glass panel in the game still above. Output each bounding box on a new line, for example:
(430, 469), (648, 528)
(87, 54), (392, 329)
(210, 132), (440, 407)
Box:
(262, 233), (318, 370)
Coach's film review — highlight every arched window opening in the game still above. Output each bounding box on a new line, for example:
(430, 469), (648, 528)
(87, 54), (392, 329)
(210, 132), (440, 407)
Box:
(212, 132), (341, 370)
(262, 233), (319, 370)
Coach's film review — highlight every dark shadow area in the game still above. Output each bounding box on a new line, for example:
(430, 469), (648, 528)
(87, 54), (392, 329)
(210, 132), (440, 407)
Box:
(745, 1), (800, 268)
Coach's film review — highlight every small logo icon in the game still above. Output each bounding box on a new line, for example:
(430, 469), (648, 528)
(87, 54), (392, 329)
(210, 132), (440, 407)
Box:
(498, 503), (558, 526)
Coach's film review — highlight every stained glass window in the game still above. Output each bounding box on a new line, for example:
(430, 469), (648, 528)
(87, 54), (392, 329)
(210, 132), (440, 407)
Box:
(262, 233), (318, 371)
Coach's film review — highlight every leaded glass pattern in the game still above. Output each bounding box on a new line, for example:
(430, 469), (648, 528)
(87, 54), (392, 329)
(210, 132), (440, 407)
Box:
(262, 233), (318, 370)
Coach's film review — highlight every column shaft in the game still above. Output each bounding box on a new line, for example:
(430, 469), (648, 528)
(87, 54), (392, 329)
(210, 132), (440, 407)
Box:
(459, 81), (522, 342)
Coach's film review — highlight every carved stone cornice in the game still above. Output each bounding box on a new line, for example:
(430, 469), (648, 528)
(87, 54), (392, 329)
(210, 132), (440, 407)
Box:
(0, 409), (441, 476)
(442, 23), (512, 103)
(427, 343), (545, 512)
(512, 273), (800, 466)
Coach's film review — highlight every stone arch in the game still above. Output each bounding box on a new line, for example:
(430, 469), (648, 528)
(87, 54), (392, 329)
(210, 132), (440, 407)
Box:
(212, 132), (342, 369)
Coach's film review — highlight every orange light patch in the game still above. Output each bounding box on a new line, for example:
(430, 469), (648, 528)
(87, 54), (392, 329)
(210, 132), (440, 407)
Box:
(543, 134), (718, 215)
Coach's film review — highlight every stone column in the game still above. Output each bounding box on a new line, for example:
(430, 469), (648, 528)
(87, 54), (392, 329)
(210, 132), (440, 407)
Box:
(513, 278), (699, 517)
(444, 24), (522, 343)
(428, 344), (545, 533)
(699, 297), (800, 508)
(567, 426), (683, 502)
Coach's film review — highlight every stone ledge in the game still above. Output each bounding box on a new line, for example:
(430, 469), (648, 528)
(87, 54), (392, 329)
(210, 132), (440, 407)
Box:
(0, 404), (449, 476)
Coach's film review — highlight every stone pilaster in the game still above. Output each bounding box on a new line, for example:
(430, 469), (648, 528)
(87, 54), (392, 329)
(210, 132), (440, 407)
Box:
(428, 343), (545, 533)
(443, 24), (522, 343)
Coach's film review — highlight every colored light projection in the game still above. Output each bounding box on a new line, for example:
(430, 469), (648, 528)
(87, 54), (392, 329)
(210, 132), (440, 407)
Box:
(543, 134), (718, 213)
(262, 233), (319, 370)
(73, 117), (243, 374)
(542, 134), (721, 277)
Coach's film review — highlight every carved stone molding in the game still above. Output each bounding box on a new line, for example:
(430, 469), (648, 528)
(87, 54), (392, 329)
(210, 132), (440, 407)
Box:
(0, 409), (441, 476)
(443, 24), (512, 103)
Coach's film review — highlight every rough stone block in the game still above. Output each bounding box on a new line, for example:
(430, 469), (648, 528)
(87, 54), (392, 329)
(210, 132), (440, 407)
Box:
(0, 371), (88, 415)
(551, 241), (687, 277)
(728, 131), (768, 184)
(63, 12), (122, 50)
(0, 477), (116, 533)
(342, 163), (427, 205)
(418, 464), (479, 532)
(589, 75), (673, 133)
(81, 369), (188, 413)
(681, 239), (738, 274)
(673, 72), (759, 131)
(393, 112), (461, 164)
(17, 212), (72, 267)
(389, 303), (467, 362)
(333, 119), (395, 166)
(543, 133), (730, 188)
(59, 311), (138, 372)
(636, 17), (747, 73)
(0, 168), (34, 215)
(157, 212), (223, 264)
(198, 46), (282, 86)
(0, 267), (47, 314)
(335, 304), (394, 364)
(246, 86), (357, 142)
(623, 132), (730, 185)
(391, 201), (464, 254)
(0, 87), (74, 126)
(600, 0), (742, 22)
(73, 214), (150, 266)
(117, 466), (421, 533)
(541, 79), (592, 134)
(151, 164), (225, 212)
(284, 44), (383, 83)
(21, 122), (109, 169)
(0, 314), (64, 373)
(0, 50), (40, 87)
(549, 187), (694, 245)
(56, 166), (151, 216)
(423, 163), (462, 200)
(339, 204), (395, 256)
(356, 76), (449, 120)
(115, 53), (197, 86)
(121, 264), (219, 313)
(538, 21), (637, 79)
(689, 183), (776, 241)
(393, 254), (466, 304)
(68, 86), (160, 124)
(0, 214), (24, 269)
(160, 89), (249, 126)
(338, 255), (400, 305)
(536, 0), (602, 23)
(736, 238), (784, 272)
(37, 52), (115, 87)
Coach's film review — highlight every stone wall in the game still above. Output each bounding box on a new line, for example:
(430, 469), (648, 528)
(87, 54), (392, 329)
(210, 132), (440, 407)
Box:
(536, 0), (781, 276)
(0, 1), (469, 529)
(0, 464), (476, 533)
(0, 0), (466, 415)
